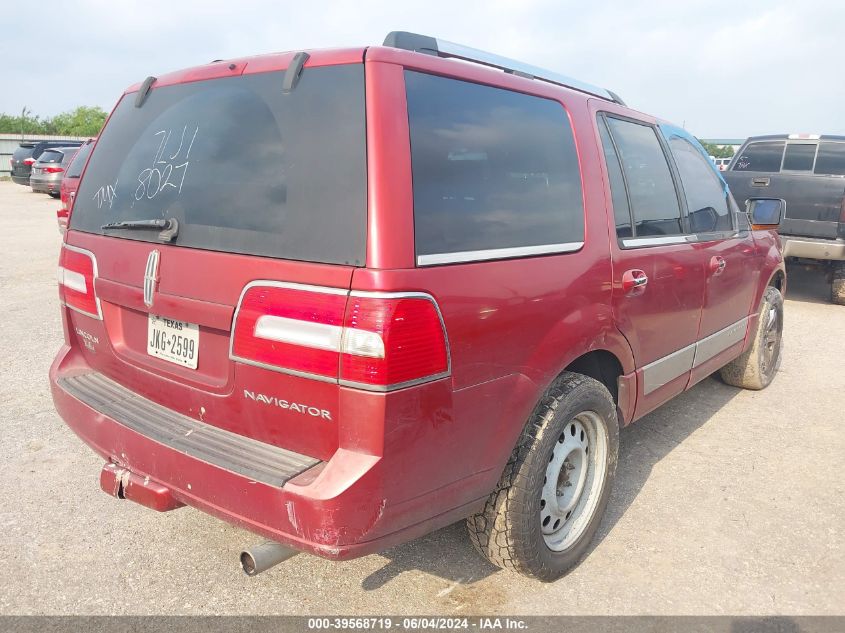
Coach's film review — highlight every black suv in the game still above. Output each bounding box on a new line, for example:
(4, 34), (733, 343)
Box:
(10, 140), (84, 186)
(725, 134), (845, 304)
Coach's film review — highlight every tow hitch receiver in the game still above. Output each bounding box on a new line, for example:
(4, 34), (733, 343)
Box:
(99, 462), (185, 512)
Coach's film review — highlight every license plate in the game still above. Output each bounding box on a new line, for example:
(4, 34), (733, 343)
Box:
(147, 314), (199, 369)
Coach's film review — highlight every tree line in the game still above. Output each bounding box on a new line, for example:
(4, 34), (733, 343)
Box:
(0, 106), (107, 138)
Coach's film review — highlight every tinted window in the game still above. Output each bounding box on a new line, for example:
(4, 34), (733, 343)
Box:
(66, 142), (94, 178)
(72, 65), (367, 266)
(61, 149), (79, 165)
(38, 150), (64, 164)
(405, 71), (584, 260)
(12, 147), (35, 161)
(814, 142), (845, 176)
(782, 143), (816, 171)
(732, 141), (785, 172)
(606, 117), (682, 237)
(597, 116), (632, 238)
(666, 134), (731, 232)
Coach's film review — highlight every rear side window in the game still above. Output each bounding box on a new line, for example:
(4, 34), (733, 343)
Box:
(61, 150), (78, 165)
(72, 65), (367, 266)
(38, 150), (64, 164)
(732, 141), (785, 172)
(405, 71), (584, 264)
(665, 134), (732, 232)
(814, 142), (845, 176)
(605, 117), (682, 237)
(782, 143), (816, 171)
(66, 142), (94, 178)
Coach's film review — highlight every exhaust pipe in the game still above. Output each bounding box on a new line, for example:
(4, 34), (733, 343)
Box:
(240, 541), (299, 576)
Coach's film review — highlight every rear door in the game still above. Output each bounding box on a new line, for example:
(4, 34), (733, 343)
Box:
(10, 145), (35, 180)
(661, 125), (759, 384)
(64, 57), (368, 460)
(595, 111), (705, 418)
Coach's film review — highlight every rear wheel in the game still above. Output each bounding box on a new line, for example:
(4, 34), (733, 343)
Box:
(466, 373), (619, 581)
(719, 286), (783, 390)
(831, 263), (845, 306)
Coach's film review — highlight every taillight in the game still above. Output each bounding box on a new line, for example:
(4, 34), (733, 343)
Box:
(23, 157), (35, 166)
(57, 245), (101, 319)
(340, 293), (449, 389)
(230, 283), (450, 391)
(44, 166), (64, 174)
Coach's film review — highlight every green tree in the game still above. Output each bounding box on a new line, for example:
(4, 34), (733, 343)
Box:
(48, 106), (107, 136)
(698, 140), (735, 159)
(0, 106), (107, 137)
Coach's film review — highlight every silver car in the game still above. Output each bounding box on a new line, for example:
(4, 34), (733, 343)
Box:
(30, 147), (79, 197)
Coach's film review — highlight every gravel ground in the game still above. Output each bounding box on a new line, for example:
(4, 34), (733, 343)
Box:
(0, 180), (842, 615)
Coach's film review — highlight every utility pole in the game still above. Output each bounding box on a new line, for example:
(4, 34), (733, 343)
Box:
(20, 106), (30, 141)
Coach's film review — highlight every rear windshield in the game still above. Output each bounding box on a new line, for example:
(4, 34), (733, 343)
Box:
(38, 150), (64, 164)
(71, 64), (367, 266)
(12, 147), (35, 160)
(66, 142), (94, 178)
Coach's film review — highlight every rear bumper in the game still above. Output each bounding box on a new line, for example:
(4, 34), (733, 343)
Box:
(30, 175), (61, 192)
(11, 174), (30, 185)
(782, 236), (845, 261)
(49, 344), (486, 559)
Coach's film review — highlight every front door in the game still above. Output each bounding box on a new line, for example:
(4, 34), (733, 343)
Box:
(661, 125), (760, 385)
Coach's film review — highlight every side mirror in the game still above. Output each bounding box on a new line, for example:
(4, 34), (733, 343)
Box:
(746, 198), (785, 229)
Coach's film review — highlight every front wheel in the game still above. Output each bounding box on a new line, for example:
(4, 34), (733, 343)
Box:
(466, 373), (619, 581)
(719, 286), (784, 390)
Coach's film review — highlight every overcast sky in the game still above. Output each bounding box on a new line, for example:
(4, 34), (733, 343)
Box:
(2, 0), (842, 138)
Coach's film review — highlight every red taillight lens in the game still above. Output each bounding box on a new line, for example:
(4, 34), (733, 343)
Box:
(58, 246), (101, 319)
(232, 285), (347, 379)
(340, 295), (449, 388)
(231, 284), (450, 390)
(23, 157), (35, 166)
(44, 166), (64, 174)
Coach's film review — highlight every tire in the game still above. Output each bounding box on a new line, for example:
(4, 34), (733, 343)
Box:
(466, 372), (619, 581)
(831, 264), (845, 306)
(719, 286), (784, 390)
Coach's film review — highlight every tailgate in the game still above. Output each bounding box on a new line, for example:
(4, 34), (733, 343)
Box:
(59, 56), (367, 461)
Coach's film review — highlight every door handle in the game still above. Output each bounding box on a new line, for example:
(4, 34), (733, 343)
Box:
(622, 269), (648, 294)
(709, 256), (726, 276)
(752, 177), (770, 187)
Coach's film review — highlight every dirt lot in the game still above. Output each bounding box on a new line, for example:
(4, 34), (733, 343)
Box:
(0, 180), (842, 615)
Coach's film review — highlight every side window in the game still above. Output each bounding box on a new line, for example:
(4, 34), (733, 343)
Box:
(405, 71), (585, 263)
(666, 134), (732, 232)
(813, 142), (845, 176)
(605, 117), (682, 237)
(732, 141), (785, 172)
(782, 143), (817, 171)
(597, 116), (632, 238)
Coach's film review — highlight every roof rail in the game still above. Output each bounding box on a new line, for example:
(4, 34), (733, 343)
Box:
(383, 31), (625, 105)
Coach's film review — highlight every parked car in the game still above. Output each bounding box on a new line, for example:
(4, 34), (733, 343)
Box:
(725, 134), (845, 304)
(57, 139), (95, 232)
(50, 31), (787, 582)
(10, 140), (84, 186)
(29, 147), (79, 197)
(714, 157), (732, 171)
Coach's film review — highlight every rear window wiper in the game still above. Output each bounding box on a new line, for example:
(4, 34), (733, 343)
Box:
(101, 218), (179, 242)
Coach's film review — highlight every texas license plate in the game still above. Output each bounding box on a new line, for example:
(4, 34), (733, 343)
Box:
(147, 314), (199, 369)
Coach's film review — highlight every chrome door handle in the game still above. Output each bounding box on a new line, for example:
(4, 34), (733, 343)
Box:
(622, 269), (648, 294)
(710, 256), (726, 276)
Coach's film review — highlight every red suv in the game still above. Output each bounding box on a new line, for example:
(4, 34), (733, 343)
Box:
(50, 32), (787, 581)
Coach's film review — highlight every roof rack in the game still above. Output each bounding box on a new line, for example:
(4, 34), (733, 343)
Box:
(383, 31), (625, 106)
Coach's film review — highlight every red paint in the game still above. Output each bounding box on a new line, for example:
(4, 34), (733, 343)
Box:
(50, 44), (785, 560)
